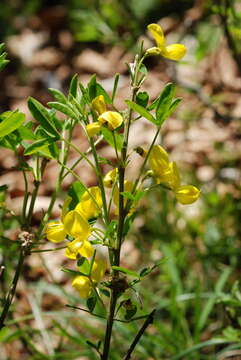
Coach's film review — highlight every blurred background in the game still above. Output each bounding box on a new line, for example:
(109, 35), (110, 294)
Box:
(1, 0), (241, 359)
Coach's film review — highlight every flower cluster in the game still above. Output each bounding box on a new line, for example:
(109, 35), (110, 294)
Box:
(148, 145), (200, 204)
(86, 95), (123, 137)
(45, 186), (106, 297)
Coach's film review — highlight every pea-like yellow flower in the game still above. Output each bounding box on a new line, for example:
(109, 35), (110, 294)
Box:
(65, 237), (94, 259)
(75, 186), (102, 220)
(72, 276), (92, 298)
(86, 122), (101, 137)
(103, 168), (118, 188)
(92, 95), (106, 115)
(146, 23), (186, 61)
(98, 111), (123, 130)
(175, 185), (200, 205)
(63, 210), (91, 239)
(72, 258), (107, 298)
(45, 220), (66, 243)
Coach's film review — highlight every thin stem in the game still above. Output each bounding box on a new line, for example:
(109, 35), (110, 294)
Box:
(0, 243), (28, 329)
(61, 137), (97, 173)
(123, 310), (156, 360)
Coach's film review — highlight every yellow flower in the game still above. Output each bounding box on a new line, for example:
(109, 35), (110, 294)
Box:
(72, 276), (92, 298)
(86, 122), (101, 137)
(75, 187), (102, 220)
(92, 95), (106, 115)
(63, 210), (91, 239)
(103, 168), (118, 188)
(175, 185), (200, 205)
(147, 23), (186, 61)
(45, 220), (66, 243)
(72, 258), (107, 298)
(65, 237), (94, 259)
(155, 161), (181, 189)
(98, 111), (123, 130)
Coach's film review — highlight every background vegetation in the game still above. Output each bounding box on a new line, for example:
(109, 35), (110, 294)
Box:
(1, 0), (241, 359)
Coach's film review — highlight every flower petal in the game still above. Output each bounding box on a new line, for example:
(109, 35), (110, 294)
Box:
(86, 122), (101, 137)
(98, 111), (123, 130)
(162, 44), (186, 61)
(63, 210), (91, 238)
(92, 95), (106, 115)
(175, 185), (200, 205)
(103, 168), (118, 188)
(45, 220), (66, 243)
(75, 186), (102, 220)
(72, 276), (92, 298)
(147, 23), (165, 48)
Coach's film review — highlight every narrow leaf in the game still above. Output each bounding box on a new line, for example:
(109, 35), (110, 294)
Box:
(0, 111), (25, 137)
(47, 102), (78, 120)
(28, 97), (59, 139)
(126, 100), (156, 124)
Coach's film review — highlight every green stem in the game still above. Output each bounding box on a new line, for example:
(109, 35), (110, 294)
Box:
(102, 54), (143, 360)
(0, 243), (28, 329)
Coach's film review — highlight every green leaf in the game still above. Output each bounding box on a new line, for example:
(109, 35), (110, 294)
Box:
(47, 102), (78, 120)
(24, 138), (54, 155)
(112, 266), (139, 278)
(68, 181), (87, 210)
(48, 88), (68, 104)
(86, 296), (97, 312)
(61, 267), (87, 276)
(17, 122), (36, 140)
(69, 74), (78, 98)
(125, 100), (156, 124)
(136, 91), (149, 108)
(101, 127), (123, 151)
(121, 191), (135, 201)
(28, 97), (60, 139)
(155, 83), (175, 126)
(87, 74), (112, 103)
(0, 111), (25, 138)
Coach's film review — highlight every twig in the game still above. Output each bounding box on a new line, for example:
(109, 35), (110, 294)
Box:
(123, 309), (156, 360)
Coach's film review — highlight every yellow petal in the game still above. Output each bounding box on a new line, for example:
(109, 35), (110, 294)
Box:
(65, 238), (94, 259)
(98, 111), (123, 130)
(75, 186), (102, 220)
(161, 44), (186, 61)
(149, 145), (169, 176)
(175, 185), (200, 205)
(63, 210), (91, 238)
(156, 161), (180, 189)
(45, 220), (66, 243)
(147, 23), (165, 48)
(86, 122), (101, 137)
(72, 276), (92, 298)
(91, 258), (107, 283)
(103, 168), (118, 188)
(92, 95), (106, 115)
